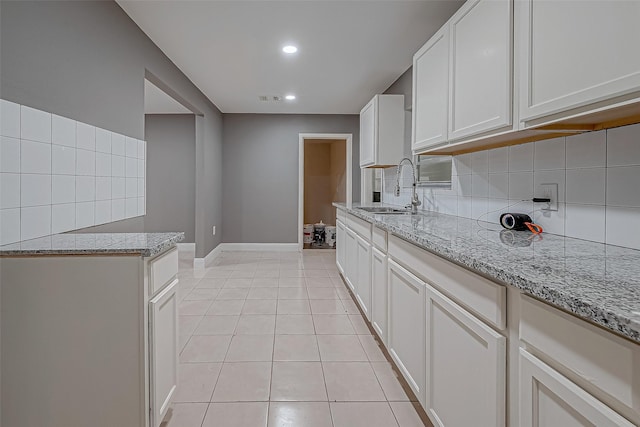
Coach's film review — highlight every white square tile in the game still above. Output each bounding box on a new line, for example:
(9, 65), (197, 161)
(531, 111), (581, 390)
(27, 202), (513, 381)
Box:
(488, 173), (508, 199)
(125, 198), (137, 218)
(76, 202), (94, 228)
(436, 194), (457, 216)
(532, 203), (566, 236)
(52, 115), (76, 147)
(76, 176), (95, 202)
(96, 176), (111, 201)
(96, 152), (111, 177)
(471, 197), (487, 221)
(51, 144), (75, 175)
(1, 136), (21, 173)
(488, 147), (509, 173)
(125, 137), (138, 158)
(21, 140), (51, 174)
(606, 166), (640, 207)
(112, 177), (125, 199)
(126, 177), (138, 198)
(137, 197), (145, 215)
(111, 133), (125, 155)
(457, 196), (472, 218)
(52, 175), (75, 204)
(76, 122), (95, 151)
(0, 208), (21, 245)
(125, 157), (137, 178)
(486, 198), (508, 224)
(606, 206), (640, 249)
(508, 172), (533, 200)
(137, 159), (145, 178)
(21, 205), (51, 240)
(534, 137), (565, 170)
(607, 123), (640, 167)
(453, 153), (472, 175)
(471, 150), (488, 175)
(565, 204), (605, 243)
(21, 106), (51, 143)
(457, 175), (472, 197)
(565, 168), (605, 205)
(472, 173), (488, 198)
(95, 128), (112, 154)
(0, 173), (20, 209)
(112, 155), (125, 177)
(21, 174), (51, 207)
(52, 203), (76, 234)
(112, 198), (125, 221)
(0, 100), (21, 138)
(566, 130), (606, 169)
(76, 149), (95, 176)
(137, 178), (145, 196)
(533, 169), (566, 203)
(509, 143), (534, 172)
(137, 140), (145, 159)
(95, 200), (111, 225)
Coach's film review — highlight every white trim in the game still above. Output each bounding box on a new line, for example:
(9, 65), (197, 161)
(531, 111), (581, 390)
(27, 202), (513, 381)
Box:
(176, 243), (195, 252)
(298, 133), (352, 252)
(220, 243), (299, 252)
(193, 244), (222, 269)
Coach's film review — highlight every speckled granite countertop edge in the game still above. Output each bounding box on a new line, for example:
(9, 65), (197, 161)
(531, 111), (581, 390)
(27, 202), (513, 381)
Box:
(335, 203), (640, 344)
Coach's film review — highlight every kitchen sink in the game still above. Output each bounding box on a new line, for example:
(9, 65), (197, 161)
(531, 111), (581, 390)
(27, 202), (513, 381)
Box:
(357, 207), (412, 215)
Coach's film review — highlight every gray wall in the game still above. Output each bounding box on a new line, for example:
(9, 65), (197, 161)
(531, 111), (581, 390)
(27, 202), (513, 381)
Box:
(384, 67), (413, 158)
(222, 114), (360, 244)
(0, 1), (223, 257)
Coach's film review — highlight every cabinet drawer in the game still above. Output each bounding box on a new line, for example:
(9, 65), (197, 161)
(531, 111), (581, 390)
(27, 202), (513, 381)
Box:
(149, 248), (178, 296)
(346, 213), (372, 241)
(520, 295), (640, 417)
(388, 235), (505, 330)
(336, 208), (347, 223)
(372, 226), (387, 251)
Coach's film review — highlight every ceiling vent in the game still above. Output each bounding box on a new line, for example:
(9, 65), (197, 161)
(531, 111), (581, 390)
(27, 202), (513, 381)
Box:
(258, 95), (283, 102)
(258, 95), (269, 102)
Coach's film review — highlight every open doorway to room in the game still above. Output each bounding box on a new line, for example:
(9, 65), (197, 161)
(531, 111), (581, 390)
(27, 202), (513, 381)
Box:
(298, 133), (352, 251)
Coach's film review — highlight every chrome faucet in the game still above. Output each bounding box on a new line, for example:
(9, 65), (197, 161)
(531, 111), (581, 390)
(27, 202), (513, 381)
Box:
(395, 157), (421, 214)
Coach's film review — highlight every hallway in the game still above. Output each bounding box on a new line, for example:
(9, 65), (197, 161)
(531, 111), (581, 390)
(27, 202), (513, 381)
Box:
(163, 249), (429, 426)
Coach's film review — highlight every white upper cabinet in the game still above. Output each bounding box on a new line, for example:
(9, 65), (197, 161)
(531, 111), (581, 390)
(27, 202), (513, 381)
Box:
(518, 0), (640, 125)
(448, 0), (512, 140)
(412, 26), (449, 152)
(359, 94), (405, 168)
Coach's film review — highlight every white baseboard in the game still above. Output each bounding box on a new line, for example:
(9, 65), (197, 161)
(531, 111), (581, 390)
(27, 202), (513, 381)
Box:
(193, 244), (222, 269)
(219, 243), (300, 252)
(177, 243), (196, 252)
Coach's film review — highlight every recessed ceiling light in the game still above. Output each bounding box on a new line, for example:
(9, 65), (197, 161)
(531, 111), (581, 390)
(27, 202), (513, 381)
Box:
(282, 45), (298, 54)
(285, 95), (296, 100)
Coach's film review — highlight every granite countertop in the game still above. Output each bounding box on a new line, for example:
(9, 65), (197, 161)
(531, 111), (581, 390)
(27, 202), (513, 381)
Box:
(0, 232), (184, 257)
(335, 202), (640, 344)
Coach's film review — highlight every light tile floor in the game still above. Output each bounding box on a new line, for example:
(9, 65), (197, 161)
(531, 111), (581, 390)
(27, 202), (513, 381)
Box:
(161, 249), (431, 427)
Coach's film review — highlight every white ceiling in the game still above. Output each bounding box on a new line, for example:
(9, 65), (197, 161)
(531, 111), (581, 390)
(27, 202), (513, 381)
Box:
(119, 0), (463, 114)
(144, 79), (192, 114)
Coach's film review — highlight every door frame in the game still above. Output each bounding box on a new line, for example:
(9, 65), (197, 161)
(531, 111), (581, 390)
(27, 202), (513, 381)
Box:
(298, 133), (352, 251)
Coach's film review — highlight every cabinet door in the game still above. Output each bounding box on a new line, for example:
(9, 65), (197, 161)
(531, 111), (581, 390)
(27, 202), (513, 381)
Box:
(336, 220), (346, 275)
(360, 98), (376, 167)
(354, 234), (372, 320)
(149, 279), (179, 427)
(388, 259), (426, 402)
(344, 228), (357, 292)
(425, 285), (506, 427)
(448, 0), (512, 141)
(413, 25), (449, 152)
(371, 247), (388, 345)
(518, 0), (640, 123)
(519, 349), (634, 427)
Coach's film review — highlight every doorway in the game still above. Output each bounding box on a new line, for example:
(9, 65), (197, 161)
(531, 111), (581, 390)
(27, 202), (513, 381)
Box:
(298, 133), (352, 251)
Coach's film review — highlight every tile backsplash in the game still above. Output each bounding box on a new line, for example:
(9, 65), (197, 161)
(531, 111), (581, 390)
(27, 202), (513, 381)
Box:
(383, 122), (640, 250)
(0, 99), (146, 245)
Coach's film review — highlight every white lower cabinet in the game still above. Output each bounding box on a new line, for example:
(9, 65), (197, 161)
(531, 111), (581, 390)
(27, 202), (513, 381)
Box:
(388, 259), (426, 403)
(425, 285), (506, 427)
(519, 349), (634, 427)
(371, 247), (388, 344)
(344, 228), (357, 292)
(149, 278), (179, 427)
(336, 219), (346, 274)
(354, 234), (372, 320)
